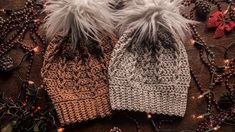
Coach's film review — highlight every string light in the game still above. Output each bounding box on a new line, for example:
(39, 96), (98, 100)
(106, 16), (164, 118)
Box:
(147, 113), (152, 119)
(191, 40), (205, 49)
(33, 46), (41, 54)
(197, 90), (211, 99)
(213, 126), (221, 131)
(57, 127), (64, 132)
(224, 59), (230, 65)
(28, 80), (35, 85)
(0, 9), (5, 12)
(191, 96), (196, 99)
(196, 113), (211, 119)
(190, 39), (196, 44)
(33, 19), (40, 23)
(205, 126), (221, 132)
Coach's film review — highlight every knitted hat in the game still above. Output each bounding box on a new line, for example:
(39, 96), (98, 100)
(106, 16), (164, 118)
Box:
(108, 0), (194, 117)
(41, 0), (116, 126)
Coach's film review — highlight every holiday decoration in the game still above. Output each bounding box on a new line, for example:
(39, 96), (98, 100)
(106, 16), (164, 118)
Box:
(196, 1), (211, 19)
(0, 55), (15, 72)
(41, 0), (117, 126)
(182, 0), (235, 131)
(0, 85), (56, 132)
(207, 11), (235, 38)
(0, 0), (235, 131)
(108, 0), (193, 116)
(0, 0), (53, 131)
(218, 92), (235, 110)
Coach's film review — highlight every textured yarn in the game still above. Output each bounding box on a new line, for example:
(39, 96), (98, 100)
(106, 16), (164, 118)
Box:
(108, 29), (191, 117)
(41, 34), (116, 125)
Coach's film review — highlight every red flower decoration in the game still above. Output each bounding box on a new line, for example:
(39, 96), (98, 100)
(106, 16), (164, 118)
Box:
(207, 11), (235, 39)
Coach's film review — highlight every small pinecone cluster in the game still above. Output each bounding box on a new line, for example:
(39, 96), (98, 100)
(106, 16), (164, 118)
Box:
(230, 10), (235, 22)
(0, 55), (15, 72)
(196, 1), (211, 19)
(218, 92), (235, 110)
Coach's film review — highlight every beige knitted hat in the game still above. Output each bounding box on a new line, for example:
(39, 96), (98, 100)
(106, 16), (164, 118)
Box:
(41, 0), (116, 125)
(108, 0), (194, 117)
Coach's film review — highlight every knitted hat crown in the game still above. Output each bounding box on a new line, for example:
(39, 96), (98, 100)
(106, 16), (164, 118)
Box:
(41, 0), (116, 126)
(108, 0), (194, 117)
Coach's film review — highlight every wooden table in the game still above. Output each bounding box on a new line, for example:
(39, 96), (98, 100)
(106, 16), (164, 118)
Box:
(0, 0), (235, 131)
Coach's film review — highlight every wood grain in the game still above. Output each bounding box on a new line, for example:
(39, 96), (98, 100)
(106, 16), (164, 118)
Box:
(0, 0), (235, 132)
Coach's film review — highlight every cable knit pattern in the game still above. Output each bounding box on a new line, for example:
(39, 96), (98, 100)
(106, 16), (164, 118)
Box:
(41, 35), (116, 126)
(108, 29), (191, 117)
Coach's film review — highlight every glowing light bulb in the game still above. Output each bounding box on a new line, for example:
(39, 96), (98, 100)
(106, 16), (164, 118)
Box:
(28, 80), (34, 85)
(57, 128), (64, 132)
(147, 113), (152, 119)
(197, 90), (210, 99)
(197, 113), (211, 119)
(190, 39), (196, 44)
(192, 96), (196, 99)
(33, 19), (40, 23)
(213, 126), (220, 131)
(33, 46), (41, 54)
(224, 59), (230, 65)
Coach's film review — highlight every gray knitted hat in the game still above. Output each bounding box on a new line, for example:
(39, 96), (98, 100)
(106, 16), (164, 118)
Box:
(108, 0), (193, 117)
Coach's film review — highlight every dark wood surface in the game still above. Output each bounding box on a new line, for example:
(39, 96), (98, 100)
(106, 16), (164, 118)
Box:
(0, 0), (235, 132)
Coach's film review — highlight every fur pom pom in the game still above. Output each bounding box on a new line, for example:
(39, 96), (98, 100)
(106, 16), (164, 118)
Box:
(116, 0), (196, 47)
(44, 0), (115, 48)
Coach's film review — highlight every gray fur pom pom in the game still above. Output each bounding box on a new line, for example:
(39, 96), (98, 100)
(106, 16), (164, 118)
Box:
(44, 0), (115, 49)
(116, 0), (197, 47)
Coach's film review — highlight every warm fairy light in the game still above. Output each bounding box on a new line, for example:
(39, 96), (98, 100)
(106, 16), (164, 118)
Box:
(198, 90), (211, 99)
(192, 114), (196, 119)
(197, 94), (204, 99)
(33, 19), (40, 23)
(224, 59), (230, 65)
(190, 39), (196, 44)
(197, 113), (211, 119)
(37, 106), (41, 110)
(147, 113), (152, 119)
(197, 115), (204, 119)
(28, 80), (34, 85)
(224, 66), (230, 71)
(213, 126), (221, 131)
(192, 96), (196, 99)
(57, 128), (64, 132)
(224, 9), (229, 15)
(205, 126), (221, 132)
(33, 46), (41, 54)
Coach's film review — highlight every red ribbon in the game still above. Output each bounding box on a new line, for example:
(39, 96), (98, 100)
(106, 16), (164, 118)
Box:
(207, 11), (235, 39)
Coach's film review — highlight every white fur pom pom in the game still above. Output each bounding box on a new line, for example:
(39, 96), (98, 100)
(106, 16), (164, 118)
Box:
(116, 0), (196, 45)
(44, 0), (115, 48)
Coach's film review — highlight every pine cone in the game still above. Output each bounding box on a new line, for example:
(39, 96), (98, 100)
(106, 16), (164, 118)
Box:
(196, 1), (211, 19)
(0, 55), (15, 72)
(218, 92), (235, 110)
(230, 10), (235, 22)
